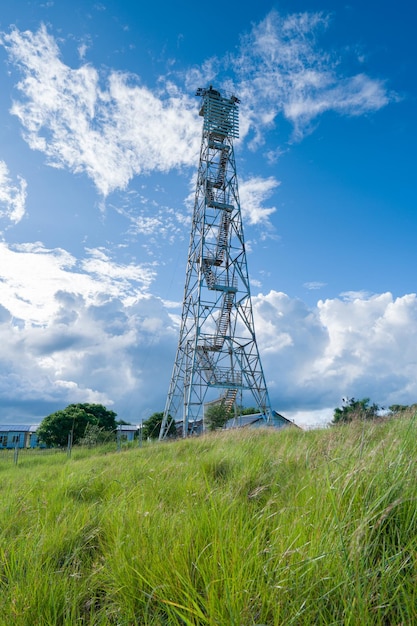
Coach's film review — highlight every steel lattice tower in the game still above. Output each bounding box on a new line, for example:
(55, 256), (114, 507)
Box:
(159, 87), (273, 439)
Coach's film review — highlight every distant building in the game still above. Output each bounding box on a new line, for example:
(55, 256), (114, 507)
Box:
(224, 411), (300, 430)
(0, 415), (297, 449)
(174, 410), (300, 437)
(117, 424), (138, 442)
(0, 424), (41, 449)
(175, 419), (204, 437)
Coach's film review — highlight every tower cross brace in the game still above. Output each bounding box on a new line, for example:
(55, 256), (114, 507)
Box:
(159, 86), (273, 439)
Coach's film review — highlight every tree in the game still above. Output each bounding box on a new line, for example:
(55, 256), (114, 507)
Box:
(205, 403), (232, 431)
(332, 397), (380, 424)
(37, 403), (117, 447)
(142, 412), (176, 440)
(236, 406), (259, 416)
(389, 403), (417, 415)
(78, 423), (114, 447)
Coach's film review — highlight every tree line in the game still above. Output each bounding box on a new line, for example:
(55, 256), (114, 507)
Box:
(35, 398), (417, 447)
(36, 403), (262, 446)
(332, 397), (417, 424)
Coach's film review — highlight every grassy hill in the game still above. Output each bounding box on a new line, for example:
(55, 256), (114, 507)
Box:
(1, 415), (417, 625)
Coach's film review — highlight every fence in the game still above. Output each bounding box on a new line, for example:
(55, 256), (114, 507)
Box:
(0, 446), (68, 465)
(0, 438), (144, 467)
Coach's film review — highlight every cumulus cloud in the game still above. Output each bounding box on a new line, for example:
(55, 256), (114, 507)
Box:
(0, 241), (155, 324)
(0, 241), (175, 421)
(1, 25), (201, 196)
(0, 161), (27, 226)
(253, 290), (417, 426)
(0, 12), (404, 427)
(1, 250), (417, 426)
(0, 290), (177, 422)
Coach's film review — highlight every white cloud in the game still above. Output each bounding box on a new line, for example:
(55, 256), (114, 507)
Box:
(78, 42), (89, 60)
(239, 176), (279, 225)
(0, 241), (155, 324)
(1, 25), (201, 196)
(1, 245), (417, 424)
(285, 408), (334, 430)
(0, 241), (175, 421)
(0, 290), (177, 421)
(339, 290), (373, 301)
(0, 161), (27, 226)
(232, 10), (393, 140)
(283, 74), (392, 128)
(111, 190), (188, 241)
(1, 11), (394, 203)
(304, 281), (327, 290)
(0, 13), (405, 426)
(253, 290), (417, 421)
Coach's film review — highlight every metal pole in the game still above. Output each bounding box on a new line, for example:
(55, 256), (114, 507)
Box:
(67, 431), (72, 458)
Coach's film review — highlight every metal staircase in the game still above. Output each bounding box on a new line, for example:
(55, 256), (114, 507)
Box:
(214, 291), (234, 348)
(221, 388), (238, 414)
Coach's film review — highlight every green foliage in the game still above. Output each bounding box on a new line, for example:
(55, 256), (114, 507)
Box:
(2, 417), (417, 624)
(205, 402), (232, 431)
(389, 403), (417, 415)
(142, 412), (176, 439)
(37, 403), (117, 446)
(78, 423), (115, 447)
(332, 397), (380, 424)
(237, 405), (259, 416)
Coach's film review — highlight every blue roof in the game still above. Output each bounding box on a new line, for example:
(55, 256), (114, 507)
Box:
(0, 424), (39, 433)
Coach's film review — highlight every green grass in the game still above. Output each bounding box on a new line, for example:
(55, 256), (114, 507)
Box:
(1, 415), (417, 624)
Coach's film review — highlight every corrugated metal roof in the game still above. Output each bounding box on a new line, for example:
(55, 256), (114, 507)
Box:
(0, 424), (39, 433)
(225, 411), (299, 430)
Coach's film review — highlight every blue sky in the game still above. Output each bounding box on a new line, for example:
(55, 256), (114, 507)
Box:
(0, 0), (415, 428)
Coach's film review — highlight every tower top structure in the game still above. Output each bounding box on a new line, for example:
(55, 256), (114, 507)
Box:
(195, 86), (240, 138)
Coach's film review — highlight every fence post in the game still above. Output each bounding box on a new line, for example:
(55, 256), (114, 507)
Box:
(67, 431), (73, 458)
(14, 444), (19, 466)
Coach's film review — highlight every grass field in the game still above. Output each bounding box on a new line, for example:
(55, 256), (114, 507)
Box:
(1, 415), (417, 625)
